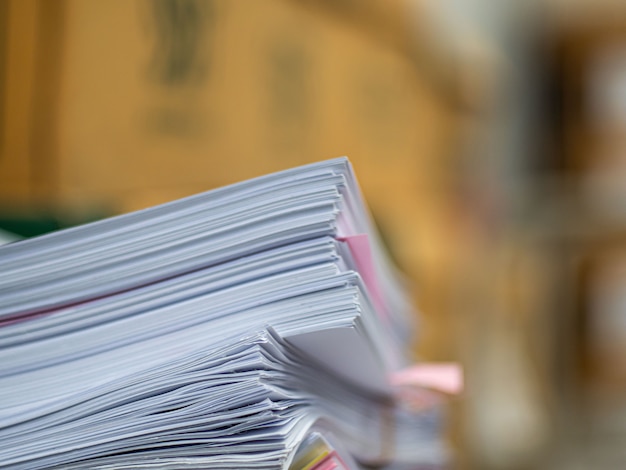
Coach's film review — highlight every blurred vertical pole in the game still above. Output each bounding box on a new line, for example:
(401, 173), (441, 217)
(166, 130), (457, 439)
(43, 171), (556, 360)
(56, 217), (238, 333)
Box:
(0, 0), (39, 206)
(434, 0), (554, 468)
(29, 0), (65, 208)
(0, 0), (8, 159)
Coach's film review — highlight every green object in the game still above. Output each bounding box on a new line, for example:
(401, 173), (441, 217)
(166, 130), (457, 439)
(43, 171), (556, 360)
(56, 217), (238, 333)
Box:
(0, 210), (111, 239)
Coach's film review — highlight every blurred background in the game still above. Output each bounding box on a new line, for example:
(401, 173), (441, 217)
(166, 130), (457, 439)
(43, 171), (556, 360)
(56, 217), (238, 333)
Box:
(3, 0), (626, 468)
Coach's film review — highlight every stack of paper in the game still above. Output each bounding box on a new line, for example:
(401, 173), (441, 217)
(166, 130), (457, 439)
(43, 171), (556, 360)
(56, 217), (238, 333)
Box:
(0, 158), (450, 469)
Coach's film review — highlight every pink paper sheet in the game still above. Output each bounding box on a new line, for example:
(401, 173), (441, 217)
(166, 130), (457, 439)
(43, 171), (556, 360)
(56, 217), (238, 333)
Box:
(390, 363), (463, 395)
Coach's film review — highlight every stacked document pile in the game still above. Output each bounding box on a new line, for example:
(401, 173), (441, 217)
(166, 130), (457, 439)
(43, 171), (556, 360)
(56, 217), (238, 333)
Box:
(0, 158), (452, 469)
